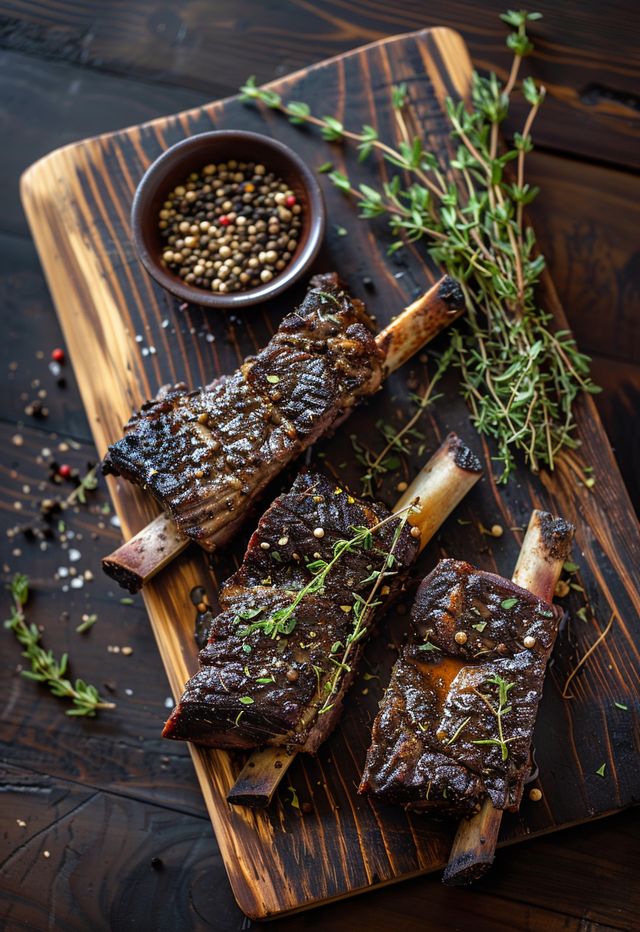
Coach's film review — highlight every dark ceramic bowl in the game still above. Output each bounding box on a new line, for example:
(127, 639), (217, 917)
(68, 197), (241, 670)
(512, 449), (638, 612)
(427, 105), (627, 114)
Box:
(130, 130), (325, 309)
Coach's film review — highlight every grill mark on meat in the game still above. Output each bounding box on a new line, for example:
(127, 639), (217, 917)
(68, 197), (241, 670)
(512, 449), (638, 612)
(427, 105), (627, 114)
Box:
(102, 274), (384, 550)
(162, 471), (419, 751)
(360, 559), (563, 816)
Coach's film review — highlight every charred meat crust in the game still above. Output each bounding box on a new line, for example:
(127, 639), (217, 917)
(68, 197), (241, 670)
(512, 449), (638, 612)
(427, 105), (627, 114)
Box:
(163, 471), (419, 750)
(437, 275), (465, 311)
(448, 434), (482, 474)
(537, 512), (574, 563)
(102, 274), (384, 551)
(359, 558), (562, 816)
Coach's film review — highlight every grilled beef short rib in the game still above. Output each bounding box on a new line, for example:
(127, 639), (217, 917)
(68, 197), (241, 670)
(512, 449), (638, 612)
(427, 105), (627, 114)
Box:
(359, 559), (563, 816)
(163, 471), (419, 751)
(102, 274), (384, 551)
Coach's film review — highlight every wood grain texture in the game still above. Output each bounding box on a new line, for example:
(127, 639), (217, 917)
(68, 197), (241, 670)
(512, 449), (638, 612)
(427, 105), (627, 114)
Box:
(2, 0), (640, 170)
(2, 761), (638, 932)
(19, 28), (640, 919)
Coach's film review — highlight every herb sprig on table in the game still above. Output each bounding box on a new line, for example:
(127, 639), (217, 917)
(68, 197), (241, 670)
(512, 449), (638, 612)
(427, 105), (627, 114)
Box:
(240, 10), (600, 482)
(5, 574), (115, 716)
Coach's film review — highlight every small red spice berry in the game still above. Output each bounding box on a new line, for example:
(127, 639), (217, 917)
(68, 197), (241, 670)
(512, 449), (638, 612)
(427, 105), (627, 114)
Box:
(219, 215), (231, 226)
(285, 194), (296, 207)
(58, 464), (72, 479)
(51, 348), (65, 363)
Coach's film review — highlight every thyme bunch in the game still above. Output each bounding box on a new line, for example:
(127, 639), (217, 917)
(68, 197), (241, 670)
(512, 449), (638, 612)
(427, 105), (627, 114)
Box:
(240, 9), (600, 482)
(5, 574), (115, 716)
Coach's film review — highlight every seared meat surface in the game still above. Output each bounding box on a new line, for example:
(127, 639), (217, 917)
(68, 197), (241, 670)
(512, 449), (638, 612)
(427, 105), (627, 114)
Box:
(359, 559), (563, 816)
(163, 471), (419, 750)
(102, 274), (384, 550)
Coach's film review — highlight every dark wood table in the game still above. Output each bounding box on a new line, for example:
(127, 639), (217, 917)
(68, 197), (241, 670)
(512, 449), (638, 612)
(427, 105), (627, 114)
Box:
(1, 3), (639, 929)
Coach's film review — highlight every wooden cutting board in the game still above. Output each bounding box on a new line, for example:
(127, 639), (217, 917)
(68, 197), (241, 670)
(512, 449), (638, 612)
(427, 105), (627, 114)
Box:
(21, 26), (640, 920)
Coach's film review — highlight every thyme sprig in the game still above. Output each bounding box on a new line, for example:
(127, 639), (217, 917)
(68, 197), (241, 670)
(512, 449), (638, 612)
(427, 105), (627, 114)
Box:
(351, 346), (454, 496)
(240, 10), (600, 482)
(471, 673), (516, 761)
(5, 574), (115, 716)
(317, 508), (413, 715)
(233, 504), (415, 641)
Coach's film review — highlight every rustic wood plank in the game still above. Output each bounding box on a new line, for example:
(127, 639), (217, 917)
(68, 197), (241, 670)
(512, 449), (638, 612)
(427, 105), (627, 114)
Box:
(2, 1), (639, 169)
(0, 49), (208, 235)
(589, 355), (640, 514)
(527, 152), (640, 366)
(18, 27), (640, 918)
(1, 762), (638, 931)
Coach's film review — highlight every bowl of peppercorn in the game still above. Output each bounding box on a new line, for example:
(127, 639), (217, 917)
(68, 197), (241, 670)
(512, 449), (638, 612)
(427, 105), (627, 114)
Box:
(130, 130), (325, 308)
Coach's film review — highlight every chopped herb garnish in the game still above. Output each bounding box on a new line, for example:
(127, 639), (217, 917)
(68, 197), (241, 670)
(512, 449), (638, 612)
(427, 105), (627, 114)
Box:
(239, 696), (254, 705)
(418, 640), (441, 652)
(312, 289), (341, 308)
(595, 763), (606, 778)
(317, 510), (413, 715)
(120, 597), (134, 606)
(75, 614), (98, 634)
(287, 785), (300, 809)
(334, 225), (348, 236)
(444, 716), (471, 746)
(501, 598), (519, 610)
(266, 374), (280, 384)
(563, 561), (579, 573)
(349, 348), (451, 497)
(614, 702), (628, 711)
(234, 505), (414, 644)
(238, 607), (263, 620)
(62, 465), (99, 508)
(472, 621), (487, 633)
(317, 161), (334, 173)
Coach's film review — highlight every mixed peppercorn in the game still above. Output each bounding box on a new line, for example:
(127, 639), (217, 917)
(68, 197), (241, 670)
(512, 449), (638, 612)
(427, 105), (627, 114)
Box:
(158, 160), (303, 294)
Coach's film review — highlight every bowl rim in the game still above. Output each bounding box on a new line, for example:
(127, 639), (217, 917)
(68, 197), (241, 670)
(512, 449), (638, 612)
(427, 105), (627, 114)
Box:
(130, 129), (326, 309)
